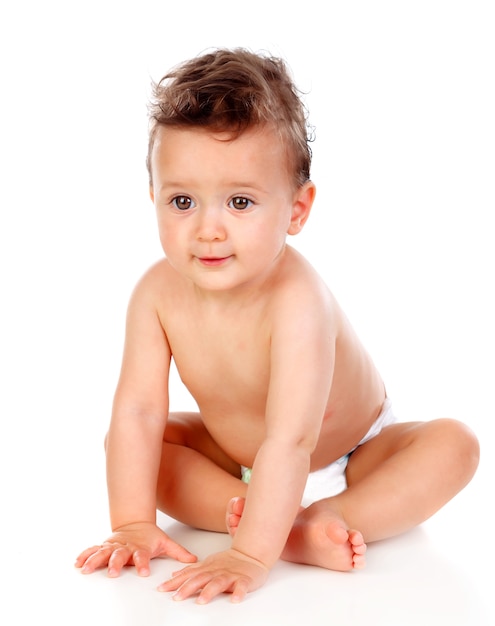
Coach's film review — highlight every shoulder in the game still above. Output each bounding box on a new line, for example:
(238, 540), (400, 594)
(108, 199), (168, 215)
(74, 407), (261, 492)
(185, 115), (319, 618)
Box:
(274, 247), (336, 310)
(130, 258), (179, 299)
(269, 246), (342, 334)
(125, 258), (184, 320)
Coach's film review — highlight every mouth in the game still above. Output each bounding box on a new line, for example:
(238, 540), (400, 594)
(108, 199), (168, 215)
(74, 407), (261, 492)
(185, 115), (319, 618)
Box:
(197, 256), (232, 267)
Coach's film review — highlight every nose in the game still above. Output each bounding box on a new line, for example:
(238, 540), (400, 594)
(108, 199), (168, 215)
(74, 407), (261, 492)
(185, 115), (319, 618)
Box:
(195, 205), (227, 242)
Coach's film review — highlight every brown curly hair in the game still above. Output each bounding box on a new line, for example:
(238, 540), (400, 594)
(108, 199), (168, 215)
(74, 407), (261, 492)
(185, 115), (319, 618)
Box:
(146, 48), (313, 188)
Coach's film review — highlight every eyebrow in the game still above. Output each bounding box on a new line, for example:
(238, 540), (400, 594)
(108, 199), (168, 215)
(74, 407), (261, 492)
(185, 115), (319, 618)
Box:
(158, 181), (186, 190)
(158, 180), (268, 193)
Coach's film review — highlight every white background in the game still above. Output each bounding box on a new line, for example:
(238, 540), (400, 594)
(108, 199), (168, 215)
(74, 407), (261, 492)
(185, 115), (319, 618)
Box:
(1, 1), (493, 624)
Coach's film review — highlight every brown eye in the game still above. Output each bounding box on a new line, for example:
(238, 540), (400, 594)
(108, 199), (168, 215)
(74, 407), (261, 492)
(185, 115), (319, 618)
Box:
(229, 197), (252, 211)
(173, 196), (194, 210)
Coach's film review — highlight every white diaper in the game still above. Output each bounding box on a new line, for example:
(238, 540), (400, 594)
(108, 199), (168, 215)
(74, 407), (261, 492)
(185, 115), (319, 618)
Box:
(241, 398), (397, 508)
(300, 454), (350, 507)
(301, 397), (397, 507)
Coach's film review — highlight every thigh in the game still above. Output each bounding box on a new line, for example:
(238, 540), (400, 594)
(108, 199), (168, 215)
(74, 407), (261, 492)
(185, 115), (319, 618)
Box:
(346, 418), (479, 488)
(164, 412), (241, 476)
(345, 421), (423, 485)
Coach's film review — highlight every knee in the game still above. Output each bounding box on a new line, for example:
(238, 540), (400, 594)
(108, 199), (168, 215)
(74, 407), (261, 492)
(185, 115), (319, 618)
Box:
(433, 418), (480, 480)
(163, 412), (205, 446)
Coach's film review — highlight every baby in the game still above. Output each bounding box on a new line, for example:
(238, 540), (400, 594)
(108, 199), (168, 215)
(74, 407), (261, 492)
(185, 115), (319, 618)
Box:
(75, 48), (479, 604)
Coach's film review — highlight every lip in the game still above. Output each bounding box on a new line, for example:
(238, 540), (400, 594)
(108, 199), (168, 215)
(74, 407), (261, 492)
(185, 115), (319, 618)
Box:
(197, 256), (232, 267)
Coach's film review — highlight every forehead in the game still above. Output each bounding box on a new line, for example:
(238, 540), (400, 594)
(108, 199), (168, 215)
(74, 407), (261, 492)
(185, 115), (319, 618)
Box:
(151, 124), (291, 181)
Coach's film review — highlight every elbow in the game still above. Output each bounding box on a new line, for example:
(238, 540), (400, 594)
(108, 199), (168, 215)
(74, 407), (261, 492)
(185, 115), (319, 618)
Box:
(263, 433), (317, 462)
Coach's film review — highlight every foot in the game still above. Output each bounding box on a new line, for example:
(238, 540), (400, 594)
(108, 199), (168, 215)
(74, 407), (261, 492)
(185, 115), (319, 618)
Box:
(226, 496), (366, 572)
(225, 496), (245, 537)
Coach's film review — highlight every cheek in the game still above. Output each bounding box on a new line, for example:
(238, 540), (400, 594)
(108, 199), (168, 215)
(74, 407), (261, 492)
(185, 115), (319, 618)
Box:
(245, 220), (288, 257)
(157, 221), (180, 255)
(248, 208), (290, 237)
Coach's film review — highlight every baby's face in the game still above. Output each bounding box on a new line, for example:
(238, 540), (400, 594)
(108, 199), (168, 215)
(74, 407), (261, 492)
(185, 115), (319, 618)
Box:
(149, 125), (306, 293)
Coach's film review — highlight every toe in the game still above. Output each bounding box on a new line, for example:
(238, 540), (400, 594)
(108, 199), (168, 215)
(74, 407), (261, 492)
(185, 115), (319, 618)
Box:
(230, 496), (245, 516)
(226, 497), (246, 536)
(353, 554), (366, 569)
(325, 521), (350, 545)
(348, 529), (365, 547)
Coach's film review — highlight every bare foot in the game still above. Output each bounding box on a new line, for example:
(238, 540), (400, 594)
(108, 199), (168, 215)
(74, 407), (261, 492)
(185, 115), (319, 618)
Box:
(226, 496), (245, 536)
(226, 496), (366, 572)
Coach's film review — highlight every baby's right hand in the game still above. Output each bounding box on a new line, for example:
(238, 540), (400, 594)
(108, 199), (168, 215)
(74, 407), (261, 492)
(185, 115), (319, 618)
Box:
(75, 521), (197, 577)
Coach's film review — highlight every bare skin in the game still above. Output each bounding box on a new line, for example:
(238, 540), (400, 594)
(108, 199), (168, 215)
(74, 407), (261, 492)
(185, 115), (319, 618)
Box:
(76, 124), (480, 604)
(154, 413), (477, 590)
(226, 496), (367, 570)
(224, 418), (480, 573)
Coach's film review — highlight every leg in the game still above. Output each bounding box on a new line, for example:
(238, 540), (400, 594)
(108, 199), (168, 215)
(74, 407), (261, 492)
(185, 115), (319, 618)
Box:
(227, 418), (479, 571)
(156, 412), (247, 531)
(282, 418), (479, 569)
(227, 496), (367, 570)
(338, 418), (479, 540)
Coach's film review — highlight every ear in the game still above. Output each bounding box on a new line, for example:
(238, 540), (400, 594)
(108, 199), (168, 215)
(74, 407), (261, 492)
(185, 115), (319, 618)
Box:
(288, 181), (316, 235)
(149, 186), (155, 203)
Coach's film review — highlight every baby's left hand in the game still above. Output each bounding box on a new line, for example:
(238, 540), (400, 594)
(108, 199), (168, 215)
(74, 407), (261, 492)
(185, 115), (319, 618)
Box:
(158, 548), (270, 604)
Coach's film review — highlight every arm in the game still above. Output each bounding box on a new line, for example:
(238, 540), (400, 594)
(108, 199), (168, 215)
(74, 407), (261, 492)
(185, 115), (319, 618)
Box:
(106, 273), (170, 531)
(162, 282), (336, 601)
(231, 289), (335, 567)
(76, 267), (196, 575)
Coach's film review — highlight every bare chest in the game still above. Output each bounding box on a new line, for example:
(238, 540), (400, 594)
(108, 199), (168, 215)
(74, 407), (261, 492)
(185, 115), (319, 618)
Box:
(167, 312), (271, 413)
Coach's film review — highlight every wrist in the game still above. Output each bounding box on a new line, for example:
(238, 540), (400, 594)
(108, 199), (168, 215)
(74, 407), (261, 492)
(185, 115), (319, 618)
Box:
(112, 520), (157, 533)
(229, 546), (271, 572)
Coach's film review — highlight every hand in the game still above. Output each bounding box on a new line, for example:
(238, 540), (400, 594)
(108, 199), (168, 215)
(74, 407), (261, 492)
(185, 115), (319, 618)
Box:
(158, 548), (270, 604)
(75, 521), (197, 577)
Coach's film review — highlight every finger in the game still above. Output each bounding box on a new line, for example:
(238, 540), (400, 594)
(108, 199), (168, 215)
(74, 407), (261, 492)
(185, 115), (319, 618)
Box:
(162, 538), (198, 564)
(132, 549), (151, 577)
(170, 572), (215, 602)
(196, 574), (238, 605)
(80, 546), (115, 574)
(107, 547), (132, 577)
(157, 567), (199, 592)
(231, 577), (250, 603)
(74, 546), (101, 568)
(171, 563), (199, 577)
